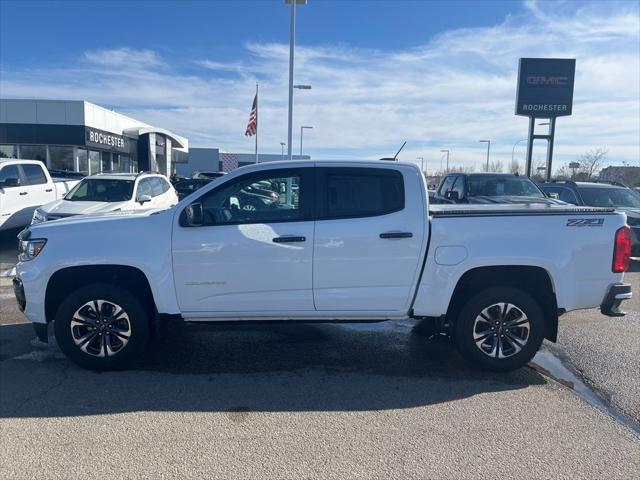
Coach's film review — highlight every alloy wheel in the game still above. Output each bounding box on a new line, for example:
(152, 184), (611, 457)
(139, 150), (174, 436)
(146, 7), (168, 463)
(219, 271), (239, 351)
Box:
(70, 300), (132, 357)
(472, 302), (530, 359)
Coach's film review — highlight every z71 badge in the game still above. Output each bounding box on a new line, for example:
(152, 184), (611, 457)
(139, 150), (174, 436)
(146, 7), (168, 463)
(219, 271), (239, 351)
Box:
(567, 218), (604, 227)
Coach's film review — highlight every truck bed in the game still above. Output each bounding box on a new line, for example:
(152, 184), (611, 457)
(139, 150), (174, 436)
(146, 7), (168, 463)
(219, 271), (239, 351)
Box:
(429, 203), (615, 217)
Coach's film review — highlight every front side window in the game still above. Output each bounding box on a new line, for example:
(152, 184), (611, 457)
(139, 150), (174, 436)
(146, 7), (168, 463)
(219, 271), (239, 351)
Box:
(439, 176), (455, 195)
(0, 165), (20, 184)
(322, 167), (404, 219)
(194, 169), (304, 226)
(136, 178), (153, 199)
(21, 164), (47, 185)
(579, 187), (640, 208)
(65, 179), (135, 202)
(451, 176), (465, 199)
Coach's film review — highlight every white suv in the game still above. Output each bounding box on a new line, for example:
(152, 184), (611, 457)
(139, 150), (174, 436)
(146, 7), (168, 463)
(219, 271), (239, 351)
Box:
(32, 172), (178, 224)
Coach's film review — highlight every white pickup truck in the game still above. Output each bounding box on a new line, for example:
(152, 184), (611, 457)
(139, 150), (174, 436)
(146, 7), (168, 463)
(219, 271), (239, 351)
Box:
(13, 160), (632, 371)
(0, 159), (80, 231)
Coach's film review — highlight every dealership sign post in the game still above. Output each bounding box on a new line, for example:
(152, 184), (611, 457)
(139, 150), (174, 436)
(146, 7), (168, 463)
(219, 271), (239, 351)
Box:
(516, 58), (575, 179)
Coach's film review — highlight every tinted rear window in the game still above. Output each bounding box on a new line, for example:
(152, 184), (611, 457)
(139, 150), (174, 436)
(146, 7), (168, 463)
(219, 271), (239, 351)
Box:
(323, 168), (404, 219)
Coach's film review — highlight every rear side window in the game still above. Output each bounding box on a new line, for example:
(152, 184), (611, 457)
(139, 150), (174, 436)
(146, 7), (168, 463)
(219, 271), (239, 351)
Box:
(21, 164), (48, 186)
(322, 168), (404, 219)
(150, 178), (164, 197)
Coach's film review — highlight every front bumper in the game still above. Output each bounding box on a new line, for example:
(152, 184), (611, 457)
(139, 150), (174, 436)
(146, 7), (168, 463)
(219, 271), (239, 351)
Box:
(600, 283), (632, 317)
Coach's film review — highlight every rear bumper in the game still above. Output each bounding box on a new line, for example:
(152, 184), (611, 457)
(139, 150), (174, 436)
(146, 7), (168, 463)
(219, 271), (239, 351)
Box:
(600, 283), (632, 317)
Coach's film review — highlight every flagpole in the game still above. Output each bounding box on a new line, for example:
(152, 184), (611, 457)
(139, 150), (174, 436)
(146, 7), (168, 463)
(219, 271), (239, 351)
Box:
(255, 82), (259, 164)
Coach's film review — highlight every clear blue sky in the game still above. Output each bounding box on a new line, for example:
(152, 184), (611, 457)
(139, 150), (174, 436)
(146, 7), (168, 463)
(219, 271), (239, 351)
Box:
(1, 1), (524, 66)
(1, 1), (638, 169)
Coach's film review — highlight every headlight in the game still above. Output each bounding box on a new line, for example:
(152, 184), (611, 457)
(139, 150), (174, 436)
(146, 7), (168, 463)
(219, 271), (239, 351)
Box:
(31, 209), (46, 224)
(18, 238), (47, 262)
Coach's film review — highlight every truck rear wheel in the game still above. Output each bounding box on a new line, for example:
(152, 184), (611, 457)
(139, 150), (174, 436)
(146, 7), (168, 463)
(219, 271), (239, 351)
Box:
(54, 283), (150, 371)
(454, 287), (544, 371)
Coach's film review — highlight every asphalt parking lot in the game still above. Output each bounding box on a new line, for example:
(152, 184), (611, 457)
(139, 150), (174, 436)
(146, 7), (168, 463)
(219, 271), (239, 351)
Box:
(0, 227), (639, 479)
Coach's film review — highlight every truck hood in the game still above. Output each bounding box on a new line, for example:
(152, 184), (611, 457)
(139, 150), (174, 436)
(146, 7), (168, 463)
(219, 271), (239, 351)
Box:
(40, 199), (131, 216)
(29, 207), (171, 235)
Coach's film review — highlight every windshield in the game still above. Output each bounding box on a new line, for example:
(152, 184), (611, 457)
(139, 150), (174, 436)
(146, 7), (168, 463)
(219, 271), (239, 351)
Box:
(579, 187), (640, 208)
(467, 176), (544, 198)
(65, 179), (135, 202)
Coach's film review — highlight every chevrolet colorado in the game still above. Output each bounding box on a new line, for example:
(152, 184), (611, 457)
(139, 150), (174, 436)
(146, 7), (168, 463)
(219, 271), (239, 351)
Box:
(13, 161), (632, 371)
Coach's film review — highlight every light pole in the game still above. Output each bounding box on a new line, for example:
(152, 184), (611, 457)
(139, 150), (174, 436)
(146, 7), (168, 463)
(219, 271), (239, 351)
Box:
(300, 126), (313, 157)
(511, 139), (527, 163)
(280, 142), (286, 161)
(479, 140), (490, 171)
(416, 156), (424, 174)
(286, 0), (308, 161)
(440, 149), (450, 173)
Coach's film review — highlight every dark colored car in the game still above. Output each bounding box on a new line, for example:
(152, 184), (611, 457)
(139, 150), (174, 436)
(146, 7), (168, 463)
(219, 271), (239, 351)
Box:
(174, 178), (212, 200)
(192, 171), (226, 180)
(433, 173), (562, 205)
(539, 180), (640, 255)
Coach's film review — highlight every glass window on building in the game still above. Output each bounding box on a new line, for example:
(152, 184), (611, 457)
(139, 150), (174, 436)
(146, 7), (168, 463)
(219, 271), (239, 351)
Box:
(19, 145), (47, 162)
(49, 146), (74, 172)
(120, 155), (131, 172)
(0, 145), (17, 158)
(112, 154), (120, 172)
(89, 150), (100, 175)
(101, 152), (111, 172)
(76, 148), (89, 175)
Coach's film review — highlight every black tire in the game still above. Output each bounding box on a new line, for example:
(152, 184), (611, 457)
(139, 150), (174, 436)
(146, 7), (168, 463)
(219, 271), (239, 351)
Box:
(54, 283), (150, 371)
(454, 287), (545, 371)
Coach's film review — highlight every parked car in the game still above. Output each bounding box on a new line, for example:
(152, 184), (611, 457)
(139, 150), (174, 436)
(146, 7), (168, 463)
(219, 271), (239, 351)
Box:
(31, 172), (178, 224)
(432, 173), (562, 205)
(0, 159), (81, 231)
(14, 160), (631, 372)
(174, 178), (212, 201)
(539, 180), (640, 255)
(192, 171), (226, 180)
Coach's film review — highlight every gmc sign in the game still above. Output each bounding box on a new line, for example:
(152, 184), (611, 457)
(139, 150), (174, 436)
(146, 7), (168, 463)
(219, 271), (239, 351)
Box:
(516, 58), (575, 117)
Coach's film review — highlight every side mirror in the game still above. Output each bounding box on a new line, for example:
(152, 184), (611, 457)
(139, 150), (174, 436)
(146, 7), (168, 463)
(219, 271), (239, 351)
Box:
(0, 177), (20, 188)
(444, 191), (460, 202)
(184, 202), (203, 227)
(137, 194), (152, 204)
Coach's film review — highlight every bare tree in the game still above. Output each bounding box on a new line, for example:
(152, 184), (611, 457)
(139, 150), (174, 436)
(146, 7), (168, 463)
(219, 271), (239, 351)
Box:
(488, 160), (504, 173)
(554, 164), (571, 180)
(579, 148), (607, 180)
(508, 159), (521, 174)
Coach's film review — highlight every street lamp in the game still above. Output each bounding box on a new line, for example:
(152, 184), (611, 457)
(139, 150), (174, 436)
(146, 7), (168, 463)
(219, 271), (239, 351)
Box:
(479, 140), (490, 171)
(512, 139), (527, 163)
(440, 149), (450, 173)
(285, 0), (308, 161)
(416, 156), (424, 174)
(300, 126), (313, 157)
(280, 142), (286, 161)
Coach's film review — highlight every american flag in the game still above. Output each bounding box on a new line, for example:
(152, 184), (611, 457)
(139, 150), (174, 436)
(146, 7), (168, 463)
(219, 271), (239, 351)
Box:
(245, 94), (257, 137)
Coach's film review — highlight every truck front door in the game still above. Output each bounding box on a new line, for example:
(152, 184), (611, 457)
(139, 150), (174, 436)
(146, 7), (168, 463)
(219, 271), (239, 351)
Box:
(172, 167), (316, 314)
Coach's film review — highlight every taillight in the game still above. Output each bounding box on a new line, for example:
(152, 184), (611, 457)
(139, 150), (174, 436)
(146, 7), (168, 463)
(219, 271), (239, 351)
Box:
(613, 225), (631, 273)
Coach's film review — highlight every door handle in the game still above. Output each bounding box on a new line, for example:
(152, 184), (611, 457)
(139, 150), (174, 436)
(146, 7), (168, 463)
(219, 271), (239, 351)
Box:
(45, 189), (53, 192)
(19, 192), (28, 196)
(380, 231), (413, 239)
(273, 236), (306, 243)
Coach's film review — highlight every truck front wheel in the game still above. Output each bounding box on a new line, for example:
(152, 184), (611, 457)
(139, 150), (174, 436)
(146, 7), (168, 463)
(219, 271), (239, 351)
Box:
(454, 287), (545, 371)
(54, 283), (150, 370)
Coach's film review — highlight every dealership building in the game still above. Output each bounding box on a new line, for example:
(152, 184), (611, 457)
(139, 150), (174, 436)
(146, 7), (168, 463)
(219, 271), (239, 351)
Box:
(0, 99), (188, 176)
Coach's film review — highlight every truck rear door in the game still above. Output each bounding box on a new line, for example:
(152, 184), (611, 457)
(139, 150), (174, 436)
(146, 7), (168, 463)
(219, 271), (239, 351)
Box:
(312, 165), (427, 312)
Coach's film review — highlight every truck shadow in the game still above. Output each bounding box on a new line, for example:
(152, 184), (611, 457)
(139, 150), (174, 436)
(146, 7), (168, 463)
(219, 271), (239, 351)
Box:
(0, 321), (546, 418)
